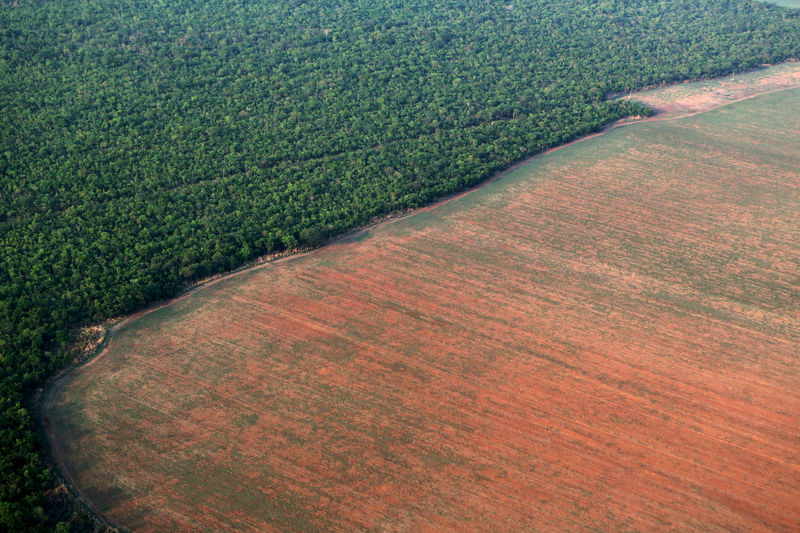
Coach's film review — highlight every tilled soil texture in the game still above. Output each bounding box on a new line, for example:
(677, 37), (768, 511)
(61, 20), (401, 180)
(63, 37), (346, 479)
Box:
(46, 88), (800, 531)
(625, 61), (800, 118)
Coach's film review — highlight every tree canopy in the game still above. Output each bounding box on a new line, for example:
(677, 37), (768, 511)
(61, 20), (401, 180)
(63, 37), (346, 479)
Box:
(1, 0), (799, 529)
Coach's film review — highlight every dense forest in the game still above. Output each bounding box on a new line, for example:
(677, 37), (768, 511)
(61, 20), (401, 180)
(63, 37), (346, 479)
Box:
(1, 0), (799, 529)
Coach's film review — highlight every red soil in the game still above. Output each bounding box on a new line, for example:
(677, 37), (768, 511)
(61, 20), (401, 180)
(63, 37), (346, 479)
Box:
(45, 88), (800, 531)
(627, 61), (800, 117)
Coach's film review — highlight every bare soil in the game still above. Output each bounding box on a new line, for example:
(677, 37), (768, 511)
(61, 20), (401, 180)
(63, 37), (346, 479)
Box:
(44, 79), (800, 531)
(624, 61), (800, 117)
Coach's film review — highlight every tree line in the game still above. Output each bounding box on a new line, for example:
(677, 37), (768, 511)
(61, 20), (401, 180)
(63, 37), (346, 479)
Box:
(1, 0), (799, 529)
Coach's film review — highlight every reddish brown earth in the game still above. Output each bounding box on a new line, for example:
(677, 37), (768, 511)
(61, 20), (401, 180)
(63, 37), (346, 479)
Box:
(625, 61), (800, 118)
(45, 87), (800, 531)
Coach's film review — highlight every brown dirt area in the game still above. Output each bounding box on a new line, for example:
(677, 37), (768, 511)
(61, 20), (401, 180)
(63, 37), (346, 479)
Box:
(44, 79), (800, 531)
(624, 61), (800, 117)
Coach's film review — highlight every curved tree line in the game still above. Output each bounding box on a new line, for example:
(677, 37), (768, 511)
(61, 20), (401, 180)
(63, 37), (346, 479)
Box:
(1, 0), (799, 529)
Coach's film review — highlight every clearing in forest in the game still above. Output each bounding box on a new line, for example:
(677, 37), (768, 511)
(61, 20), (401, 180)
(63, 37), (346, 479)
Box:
(622, 61), (800, 118)
(46, 87), (800, 531)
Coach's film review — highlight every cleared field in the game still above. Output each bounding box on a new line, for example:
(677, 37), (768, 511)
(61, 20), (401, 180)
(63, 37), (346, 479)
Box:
(46, 88), (800, 531)
(623, 61), (800, 118)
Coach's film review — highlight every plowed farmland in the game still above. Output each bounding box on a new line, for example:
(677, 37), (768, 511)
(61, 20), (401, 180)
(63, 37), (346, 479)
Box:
(625, 62), (800, 118)
(46, 88), (800, 531)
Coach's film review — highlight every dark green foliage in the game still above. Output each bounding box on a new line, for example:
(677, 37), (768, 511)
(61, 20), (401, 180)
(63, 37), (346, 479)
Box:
(1, 0), (799, 528)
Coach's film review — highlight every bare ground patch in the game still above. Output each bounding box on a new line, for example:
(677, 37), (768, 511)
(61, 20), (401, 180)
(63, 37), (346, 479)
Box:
(623, 61), (800, 117)
(44, 82), (800, 531)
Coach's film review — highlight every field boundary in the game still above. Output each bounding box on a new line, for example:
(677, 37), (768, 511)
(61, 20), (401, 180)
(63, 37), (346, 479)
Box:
(39, 75), (800, 532)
